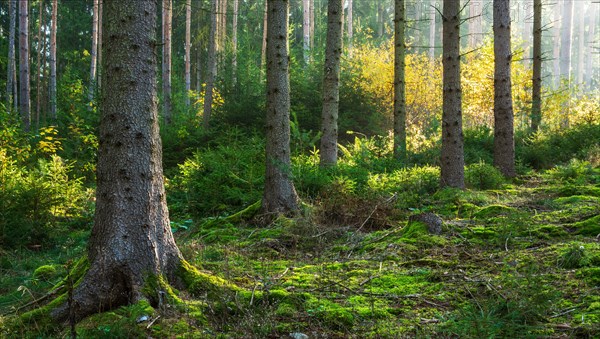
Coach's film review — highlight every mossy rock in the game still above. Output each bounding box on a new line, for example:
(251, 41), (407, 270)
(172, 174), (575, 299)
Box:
(472, 204), (517, 219)
(572, 215), (600, 236)
(32, 265), (59, 280)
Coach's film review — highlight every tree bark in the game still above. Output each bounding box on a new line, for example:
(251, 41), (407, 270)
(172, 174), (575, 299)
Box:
(49, 0), (57, 121)
(6, 0), (16, 114)
(377, 1), (384, 38)
(260, 0), (268, 73)
(162, 0), (172, 125)
(19, 0), (31, 132)
(347, 0), (353, 56)
(303, 0), (311, 64)
(586, 2), (597, 88)
(552, 0), (562, 88)
(310, 0), (315, 48)
(429, 3), (436, 59)
(232, 0), (239, 85)
(35, 0), (44, 130)
(576, 2), (585, 85)
(50, 0), (182, 322)
(559, 0), (573, 127)
(530, 0), (542, 132)
(263, 0), (300, 215)
(393, 0), (406, 161)
(493, 0), (516, 178)
(320, 0), (343, 166)
(441, 0), (464, 189)
(468, 0), (482, 47)
(88, 0), (99, 106)
(185, 0), (192, 108)
(203, 0), (218, 129)
(521, 0), (532, 66)
(97, 0), (103, 93)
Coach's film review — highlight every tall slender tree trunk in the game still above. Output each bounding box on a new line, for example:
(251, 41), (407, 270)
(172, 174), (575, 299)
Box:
(310, 0), (315, 48)
(576, 2), (585, 85)
(320, 0), (343, 166)
(49, 0), (57, 121)
(303, 0), (311, 64)
(260, 0), (267, 78)
(468, 0), (482, 47)
(493, 0), (516, 178)
(50, 0), (182, 322)
(377, 1), (384, 38)
(97, 0), (103, 93)
(232, 0), (239, 85)
(393, 0), (406, 161)
(19, 0), (31, 132)
(347, 0), (353, 56)
(530, 0), (542, 132)
(585, 2), (597, 88)
(162, 0), (172, 124)
(429, 3), (436, 59)
(559, 0), (573, 127)
(6, 0), (16, 114)
(521, 0), (532, 66)
(36, 0), (44, 130)
(263, 0), (299, 214)
(441, 0), (464, 189)
(552, 0), (562, 88)
(185, 0), (192, 108)
(203, 0), (218, 129)
(88, 0), (99, 106)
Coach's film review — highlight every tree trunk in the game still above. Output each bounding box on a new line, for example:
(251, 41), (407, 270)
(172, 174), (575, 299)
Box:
(377, 1), (384, 38)
(50, 0), (182, 322)
(586, 2), (597, 88)
(521, 0), (532, 66)
(441, 0), (464, 189)
(260, 0), (268, 73)
(320, 0), (343, 166)
(559, 0), (573, 127)
(393, 0), (406, 160)
(19, 0), (31, 132)
(310, 0), (315, 48)
(6, 0), (16, 114)
(576, 2), (585, 85)
(429, 3), (436, 59)
(97, 0), (103, 93)
(552, 0), (561, 88)
(88, 0), (99, 106)
(185, 0), (191, 108)
(35, 0), (44, 130)
(232, 0), (239, 85)
(347, 0), (353, 56)
(263, 0), (299, 214)
(162, 0), (172, 124)
(303, 0), (311, 64)
(203, 0), (218, 129)
(468, 0), (482, 47)
(530, 0), (542, 132)
(493, 0), (516, 178)
(49, 0), (57, 121)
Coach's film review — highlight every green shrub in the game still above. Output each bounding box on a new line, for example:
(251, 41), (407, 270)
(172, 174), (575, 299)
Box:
(545, 159), (595, 185)
(465, 162), (505, 190)
(558, 243), (590, 269)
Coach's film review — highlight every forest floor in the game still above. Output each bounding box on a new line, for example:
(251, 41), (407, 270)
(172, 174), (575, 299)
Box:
(1, 165), (599, 338)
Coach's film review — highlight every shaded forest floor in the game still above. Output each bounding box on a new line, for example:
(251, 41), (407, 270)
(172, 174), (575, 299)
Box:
(1, 164), (599, 338)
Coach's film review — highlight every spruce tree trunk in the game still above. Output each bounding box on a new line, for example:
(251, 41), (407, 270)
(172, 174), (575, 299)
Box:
(97, 0), (103, 93)
(320, 0), (343, 166)
(552, 0), (562, 88)
(559, 0), (573, 127)
(576, 3), (585, 85)
(303, 0), (311, 64)
(6, 0), (16, 113)
(35, 0), (44, 130)
(493, 0), (516, 178)
(468, 0), (482, 47)
(429, 4), (436, 59)
(263, 0), (299, 215)
(162, 0), (172, 125)
(377, 1), (384, 38)
(185, 0), (191, 108)
(586, 3), (597, 88)
(309, 0), (315, 48)
(441, 0), (464, 189)
(19, 0), (31, 132)
(260, 0), (267, 73)
(203, 0), (218, 129)
(88, 0), (99, 106)
(232, 0), (239, 85)
(347, 0), (353, 55)
(393, 0), (406, 160)
(49, 0), (57, 121)
(530, 0), (542, 132)
(51, 0), (182, 322)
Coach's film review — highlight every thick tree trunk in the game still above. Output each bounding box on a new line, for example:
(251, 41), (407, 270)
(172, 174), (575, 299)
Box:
(19, 0), (31, 132)
(162, 0), (172, 124)
(263, 0), (299, 215)
(185, 0), (191, 108)
(320, 0), (343, 166)
(6, 0), (16, 113)
(530, 0), (542, 132)
(441, 0), (464, 189)
(203, 0), (218, 129)
(49, 0), (57, 121)
(88, 0), (99, 106)
(393, 0), (406, 160)
(232, 0), (239, 85)
(429, 3), (436, 59)
(347, 0), (353, 55)
(468, 0), (482, 47)
(493, 0), (516, 178)
(303, 0), (311, 64)
(51, 0), (182, 322)
(560, 0), (573, 127)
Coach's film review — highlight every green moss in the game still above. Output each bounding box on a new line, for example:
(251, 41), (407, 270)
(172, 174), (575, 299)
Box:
(177, 259), (241, 298)
(32, 265), (59, 280)
(307, 299), (355, 330)
(531, 224), (568, 239)
(572, 215), (600, 236)
(472, 204), (517, 219)
(143, 274), (184, 305)
(577, 268), (600, 286)
(401, 222), (429, 238)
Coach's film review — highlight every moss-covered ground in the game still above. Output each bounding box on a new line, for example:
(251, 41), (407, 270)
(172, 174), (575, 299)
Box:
(1, 167), (599, 338)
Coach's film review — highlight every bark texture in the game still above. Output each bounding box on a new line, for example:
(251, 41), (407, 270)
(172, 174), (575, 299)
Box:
(162, 0), (172, 124)
(559, 0), (573, 127)
(468, 0), (482, 47)
(320, 0), (343, 166)
(263, 0), (299, 214)
(576, 2), (585, 85)
(586, 3), (597, 88)
(51, 0), (182, 322)
(552, 0), (562, 88)
(393, 0), (406, 160)
(185, 0), (191, 107)
(429, 4), (436, 59)
(6, 0), (16, 113)
(530, 0), (542, 132)
(493, 0), (516, 178)
(232, 0), (239, 85)
(49, 0), (57, 121)
(303, 0), (310, 63)
(441, 0), (464, 189)
(35, 0), (44, 129)
(88, 0), (99, 105)
(347, 0), (353, 55)
(19, 0), (31, 131)
(203, 0), (218, 129)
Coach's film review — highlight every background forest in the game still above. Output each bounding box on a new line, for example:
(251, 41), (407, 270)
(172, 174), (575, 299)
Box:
(1, 0), (600, 337)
